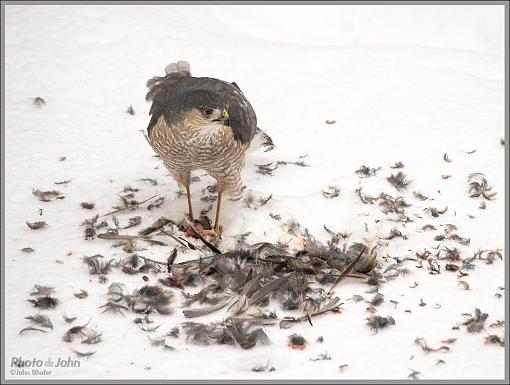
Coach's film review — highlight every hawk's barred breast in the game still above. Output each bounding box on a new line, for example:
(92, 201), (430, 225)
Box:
(148, 114), (248, 194)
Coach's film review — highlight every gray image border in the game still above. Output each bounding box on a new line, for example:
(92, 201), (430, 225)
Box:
(0, 1), (508, 384)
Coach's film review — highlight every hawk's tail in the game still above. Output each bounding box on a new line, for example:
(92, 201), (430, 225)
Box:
(145, 60), (191, 102)
(249, 127), (275, 153)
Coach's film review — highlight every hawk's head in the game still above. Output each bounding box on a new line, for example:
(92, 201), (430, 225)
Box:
(146, 64), (257, 143)
(192, 105), (230, 128)
(173, 89), (230, 129)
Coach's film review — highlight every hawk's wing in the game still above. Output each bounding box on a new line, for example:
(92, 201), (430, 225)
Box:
(146, 64), (257, 145)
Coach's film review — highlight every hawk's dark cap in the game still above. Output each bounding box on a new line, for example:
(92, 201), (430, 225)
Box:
(146, 69), (257, 145)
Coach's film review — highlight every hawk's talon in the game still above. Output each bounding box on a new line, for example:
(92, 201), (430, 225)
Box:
(213, 225), (222, 237)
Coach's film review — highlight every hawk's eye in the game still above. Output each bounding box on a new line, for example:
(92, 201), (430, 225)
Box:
(201, 108), (214, 117)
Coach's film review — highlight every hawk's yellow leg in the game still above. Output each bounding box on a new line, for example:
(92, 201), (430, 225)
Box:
(185, 184), (194, 220)
(213, 188), (223, 235)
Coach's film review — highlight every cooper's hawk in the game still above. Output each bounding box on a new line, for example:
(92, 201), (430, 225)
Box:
(145, 61), (258, 235)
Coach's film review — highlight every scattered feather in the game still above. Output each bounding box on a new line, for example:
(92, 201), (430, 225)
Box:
(284, 219), (301, 236)
(71, 349), (96, 357)
(147, 196), (166, 211)
(367, 315), (395, 333)
(32, 189), (64, 202)
(32, 97), (46, 106)
(82, 255), (117, 275)
(19, 327), (48, 335)
(63, 321), (102, 344)
(309, 352), (331, 361)
(424, 206), (448, 217)
(468, 173), (497, 200)
(27, 296), (58, 309)
(355, 165), (381, 178)
(26, 221), (48, 230)
(387, 172), (411, 191)
(390, 161), (405, 169)
(63, 315), (77, 323)
(457, 281), (470, 290)
(322, 186), (340, 199)
(54, 179), (72, 185)
(462, 308), (488, 333)
(484, 334), (504, 346)
(415, 338), (450, 353)
(25, 314), (53, 329)
(413, 191), (429, 201)
(252, 363), (276, 372)
(74, 289), (89, 299)
(29, 285), (55, 296)
(139, 178), (158, 186)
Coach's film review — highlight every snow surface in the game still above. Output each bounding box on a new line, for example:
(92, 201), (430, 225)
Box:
(3, 4), (506, 381)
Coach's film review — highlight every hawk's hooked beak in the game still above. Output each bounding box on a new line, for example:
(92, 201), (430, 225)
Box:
(221, 108), (230, 127)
